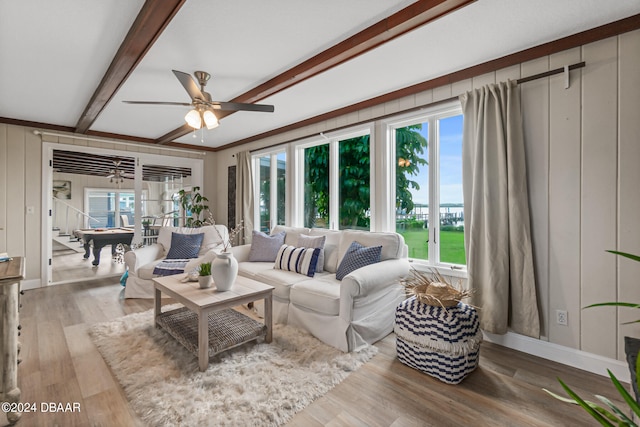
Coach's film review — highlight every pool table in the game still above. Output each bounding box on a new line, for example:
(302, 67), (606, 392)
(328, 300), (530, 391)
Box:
(73, 228), (134, 266)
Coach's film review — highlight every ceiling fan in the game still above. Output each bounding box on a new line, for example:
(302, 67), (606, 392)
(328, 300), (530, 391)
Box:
(123, 70), (275, 130)
(107, 159), (133, 183)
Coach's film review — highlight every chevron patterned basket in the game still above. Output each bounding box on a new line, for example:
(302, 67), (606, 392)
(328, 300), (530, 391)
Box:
(394, 296), (482, 384)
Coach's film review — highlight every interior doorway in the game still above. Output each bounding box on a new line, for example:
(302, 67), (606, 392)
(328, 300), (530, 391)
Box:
(42, 142), (203, 286)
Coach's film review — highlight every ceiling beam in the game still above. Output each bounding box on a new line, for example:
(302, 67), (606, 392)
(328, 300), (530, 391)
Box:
(217, 12), (640, 152)
(74, 0), (186, 133)
(155, 0), (476, 144)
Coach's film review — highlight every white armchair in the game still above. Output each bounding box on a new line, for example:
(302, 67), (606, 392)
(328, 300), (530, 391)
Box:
(123, 224), (228, 298)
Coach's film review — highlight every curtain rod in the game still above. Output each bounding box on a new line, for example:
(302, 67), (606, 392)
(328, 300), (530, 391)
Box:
(33, 130), (207, 156)
(249, 61), (586, 154)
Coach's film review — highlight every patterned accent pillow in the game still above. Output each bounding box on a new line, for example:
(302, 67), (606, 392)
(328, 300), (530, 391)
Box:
(248, 230), (286, 262)
(274, 245), (321, 277)
(165, 232), (204, 260)
(297, 234), (326, 273)
(335, 241), (382, 281)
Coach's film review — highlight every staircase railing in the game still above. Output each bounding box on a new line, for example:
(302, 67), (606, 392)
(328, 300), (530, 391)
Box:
(52, 198), (99, 235)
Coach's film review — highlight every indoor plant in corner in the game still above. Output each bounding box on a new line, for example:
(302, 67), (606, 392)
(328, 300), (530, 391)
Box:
(177, 186), (209, 227)
(545, 250), (640, 425)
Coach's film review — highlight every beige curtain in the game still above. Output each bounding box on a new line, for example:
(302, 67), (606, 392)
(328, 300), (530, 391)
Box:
(235, 151), (254, 245)
(459, 81), (540, 338)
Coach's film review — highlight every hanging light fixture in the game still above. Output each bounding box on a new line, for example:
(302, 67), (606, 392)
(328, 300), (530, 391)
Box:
(202, 110), (219, 129)
(185, 107), (219, 131)
(185, 109), (202, 129)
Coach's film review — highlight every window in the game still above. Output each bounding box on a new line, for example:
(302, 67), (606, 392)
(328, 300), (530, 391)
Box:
(86, 189), (137, 228)
(254, 150), (286, 232)
(390, 105), (465, 267)
(299, 127), (372, 230)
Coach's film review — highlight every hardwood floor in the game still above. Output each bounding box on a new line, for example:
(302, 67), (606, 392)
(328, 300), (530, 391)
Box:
(13, 278), (626, 427)
(51, 242), (125, 284)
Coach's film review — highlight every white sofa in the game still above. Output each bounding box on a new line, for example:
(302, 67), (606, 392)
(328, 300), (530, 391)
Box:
(123, 225), (229, 298)
(231, 225), (410, 352)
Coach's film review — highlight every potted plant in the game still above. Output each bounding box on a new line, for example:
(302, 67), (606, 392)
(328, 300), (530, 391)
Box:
(545, 250), (640, 424)
(177, 186), (209, 228)
(197, 261), (212, 289)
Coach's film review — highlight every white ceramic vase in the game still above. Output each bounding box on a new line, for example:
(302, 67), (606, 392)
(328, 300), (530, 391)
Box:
(211, 251), (238, 291)
(198, 275), (212, 289)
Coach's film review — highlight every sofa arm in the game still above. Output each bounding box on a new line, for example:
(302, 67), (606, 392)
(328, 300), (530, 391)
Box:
(124, 244), (163, 273)
(230, 244), (252, 262)
(341, 258), (410, 298)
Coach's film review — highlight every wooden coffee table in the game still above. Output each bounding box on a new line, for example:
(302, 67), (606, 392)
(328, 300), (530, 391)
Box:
(153, 274), (274, 371)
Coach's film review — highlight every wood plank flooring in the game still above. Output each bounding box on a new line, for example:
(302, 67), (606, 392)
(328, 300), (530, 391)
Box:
(51, 242), (125, 284)
(11, 277), (627, 427)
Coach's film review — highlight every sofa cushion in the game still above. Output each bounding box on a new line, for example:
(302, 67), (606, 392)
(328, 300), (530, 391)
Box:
(309, 228), (341, 273)
(338, 230), (404, 263)
(248, 230), (286, 262)
(165, 232), (204, 259)
(274, 245), (321, 277)
(297, 234), (326, 273)
(336, 241), (382, 281)
(289, 277), (341, 316)
(237, 261), (274, 279)
(254, 268), (311, 300)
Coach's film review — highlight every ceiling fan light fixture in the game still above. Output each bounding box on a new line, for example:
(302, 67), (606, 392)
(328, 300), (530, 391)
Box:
(185, 109), (202, 129)
(203, 109), (219, 130)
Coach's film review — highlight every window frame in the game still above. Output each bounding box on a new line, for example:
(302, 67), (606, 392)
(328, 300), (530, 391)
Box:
(252, 148), (287, 232)
(384, 101), (466, 273)
(293, 124), (374, 230)
(83, 188), (148, 228)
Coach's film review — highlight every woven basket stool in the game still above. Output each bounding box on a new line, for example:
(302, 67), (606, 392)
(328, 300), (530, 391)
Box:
(394, 296), (482, 384)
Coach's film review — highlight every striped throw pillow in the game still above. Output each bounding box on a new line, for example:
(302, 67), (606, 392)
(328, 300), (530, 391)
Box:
(274, 245), (321, 277)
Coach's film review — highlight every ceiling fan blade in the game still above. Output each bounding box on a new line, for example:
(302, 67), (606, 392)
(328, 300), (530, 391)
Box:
(106, 174), (115, 178)
(172, 70), (205, 101)
(205, 100), (275, 113)
(123, 101), (192, 106)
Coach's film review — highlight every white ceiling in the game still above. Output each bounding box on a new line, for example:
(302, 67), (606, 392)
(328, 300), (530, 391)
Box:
(1, 0), (639, 149)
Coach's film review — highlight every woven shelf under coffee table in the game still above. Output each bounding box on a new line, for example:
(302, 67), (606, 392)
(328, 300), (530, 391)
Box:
(156, 306), (266, 357)
(153, 274), (274, 372)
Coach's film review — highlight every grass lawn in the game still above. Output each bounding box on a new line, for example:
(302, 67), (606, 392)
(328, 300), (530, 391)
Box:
(397, 228), (466, 265)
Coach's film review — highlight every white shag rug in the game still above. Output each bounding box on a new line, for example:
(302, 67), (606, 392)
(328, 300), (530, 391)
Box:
(88, 307), (377, 427)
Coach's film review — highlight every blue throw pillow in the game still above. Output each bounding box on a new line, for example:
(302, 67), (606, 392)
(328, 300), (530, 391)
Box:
(335, 241), (382, 281)
(274, 245), (321, 277)
(165, 232), (204, 259)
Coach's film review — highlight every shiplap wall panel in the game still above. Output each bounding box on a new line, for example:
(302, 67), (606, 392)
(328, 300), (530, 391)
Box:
(451, 79), (472, 97)
(214, 32), (640, 361)
(581, 37), (619, 358)
(616, 29), (640, 359)
(433, 85), (452, 102)
(521, 57), (550, 339)
(496, 64), (521, 83)
(472, 72), (496, 88)
(6, 126), (25, 256)
(0, 125), (6, 252)
(548, 48), (583, 349)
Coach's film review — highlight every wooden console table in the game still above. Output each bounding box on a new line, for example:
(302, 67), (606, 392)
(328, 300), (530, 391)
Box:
(0, 257), (24, 425)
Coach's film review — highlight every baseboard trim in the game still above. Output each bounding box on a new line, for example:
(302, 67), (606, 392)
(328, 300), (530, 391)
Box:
(21, 278), (42, 291)
(483, 331), (630, 384)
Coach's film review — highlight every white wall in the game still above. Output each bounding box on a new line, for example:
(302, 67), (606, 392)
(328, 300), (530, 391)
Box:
(211, 30), (640, 362)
